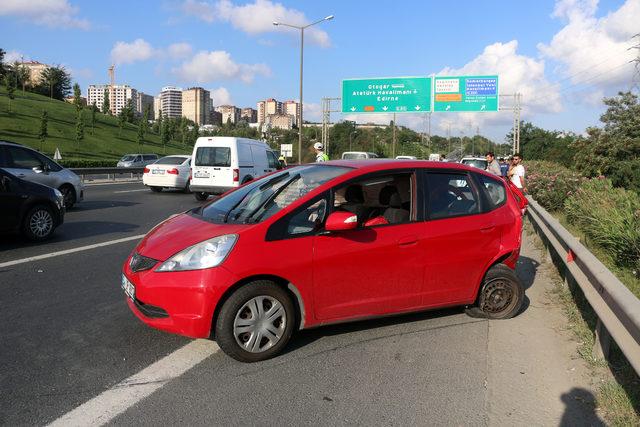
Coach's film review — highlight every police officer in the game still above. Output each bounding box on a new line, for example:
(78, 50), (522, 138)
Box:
(314, 142), (329, 162)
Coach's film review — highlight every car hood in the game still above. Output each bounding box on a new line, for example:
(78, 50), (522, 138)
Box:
(135, 212), (250, 261)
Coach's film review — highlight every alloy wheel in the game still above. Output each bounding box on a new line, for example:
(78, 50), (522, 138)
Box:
(30, 209), (53, 238)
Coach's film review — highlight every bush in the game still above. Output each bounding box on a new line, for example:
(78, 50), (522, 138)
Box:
(564, 177), (640, 273)
(526, 160), (584, 211)
(59, 159), (118, 168)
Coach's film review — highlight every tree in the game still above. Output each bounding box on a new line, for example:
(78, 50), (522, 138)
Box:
(136, 120), (145, 146)
(102, 88), (110, 115)
(39, 110), (49, 151)
(161, 118), (169, 153)
(508, 121), (575, 167)
(3, 73), (16, 113)
(124, 98), (135, 124)
(12, 62), (30, 92)
(117, 108), (126, 136)
(75, 110), (84, 144)
(153, 109), (163, 134)
(142, 104), (151, 134)
(0, 48), (6, 78)
(37, 66), (71, 100)
(190, 123), (200, 145)
(572, 91), (640, 192)
(90, 104), (97, 135)
(72, 83), (82, 112)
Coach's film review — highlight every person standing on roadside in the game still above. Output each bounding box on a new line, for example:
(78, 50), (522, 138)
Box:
(485, 151), (501, 176)
(499, 157), (509, 177)
(314, 142), (329, 162)
(508, 153), (527, 192)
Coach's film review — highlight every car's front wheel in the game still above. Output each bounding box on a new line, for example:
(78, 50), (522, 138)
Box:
(23, 204), (56, 241)
(469, 264), (524, 319)
(59, 184), (76, 209)
(194, 192), (208, 201)
(215, 281), (295, 362)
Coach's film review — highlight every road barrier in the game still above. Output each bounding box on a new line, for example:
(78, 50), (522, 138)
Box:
(71, 167), (145, 182)
(526, 197), (640, 375)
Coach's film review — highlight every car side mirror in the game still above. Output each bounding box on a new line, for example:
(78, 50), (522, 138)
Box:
(324, 211), (358, 232)
(32, 165), (43, 173)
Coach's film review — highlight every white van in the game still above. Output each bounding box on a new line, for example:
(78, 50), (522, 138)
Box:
(341, 151), (380, 160)
(190, 137), (281, 201)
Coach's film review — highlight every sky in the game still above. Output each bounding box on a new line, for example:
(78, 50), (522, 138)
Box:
(1, 0), (638, 143)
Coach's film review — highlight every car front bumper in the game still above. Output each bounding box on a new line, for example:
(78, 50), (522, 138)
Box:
(122, 258), (239, 338)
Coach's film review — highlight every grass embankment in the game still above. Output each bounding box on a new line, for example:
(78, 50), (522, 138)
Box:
(0, 87), (190, 166)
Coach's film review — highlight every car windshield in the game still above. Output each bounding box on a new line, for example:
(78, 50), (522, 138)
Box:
(121, 155), (136, 162)
(343, 153), (367, 160)
(154, 156), (188, 165)
(195, 165), (351, 224)
(462, 159), (487, 169)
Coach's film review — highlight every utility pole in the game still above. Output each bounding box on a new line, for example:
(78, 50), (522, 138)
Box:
(392, 113), (397, 158)
(447, 123), (451, 155)
(631, 33), (640, 93)
(321, 97), (340, 157)
(427, 112), (431, 152)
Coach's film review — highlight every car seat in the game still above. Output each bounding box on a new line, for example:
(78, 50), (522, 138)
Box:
(379, 186), (410, 224)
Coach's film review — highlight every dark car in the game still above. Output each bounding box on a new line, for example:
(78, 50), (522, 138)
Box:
(0, 168), (65, 241)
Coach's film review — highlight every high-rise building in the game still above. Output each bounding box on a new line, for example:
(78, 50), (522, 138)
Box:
(210, 110), (222, 126)
(153, 96), (161, 120)
(215, 105), (241, 124)
(21, 61), (49, 86)
(87, 84), (137, 116)
(240, 108), (257, 123)
(257, 98), (282, 125)
(137, 92), (154, 119)
(267, 113), (294, 130)
(160, 86), (182, 118)
(283, 101), (301, 127)
(182, 87), (211, 125)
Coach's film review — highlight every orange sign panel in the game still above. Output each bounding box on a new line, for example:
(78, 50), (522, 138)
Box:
(435, 94), (462, 102)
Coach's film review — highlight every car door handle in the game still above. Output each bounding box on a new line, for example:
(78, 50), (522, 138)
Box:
(480, 225), (496, 233)
(17, 174), (26, 178)
(398, 237), (418, 246)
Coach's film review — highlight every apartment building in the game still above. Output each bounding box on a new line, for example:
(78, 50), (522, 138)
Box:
(215, 105), (241, 124)
(21, 61), (49, 86)
(240, 107), (257, 123)
(257, 98), (282, 125)
(267, 113), (294, 130)
(137, 92), (155, 119)
(87, 84), (137, 116)
(283, 101), (301, 127)
(160, 86), (182, 119)
(182, 87), (211, 125)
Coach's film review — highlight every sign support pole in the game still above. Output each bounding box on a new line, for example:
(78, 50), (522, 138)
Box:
(392, 113), (397, 158)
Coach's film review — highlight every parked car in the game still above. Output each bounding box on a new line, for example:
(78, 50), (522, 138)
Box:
(395, 155), (417, 160)
(0, 168), (65, 241)
(190, 136), (281, 201)
(121, 159), (526, 362)
(0, 140), (84, 208)
(143, 155), (191, 193)
(341, 151), (380, 160)
(460, 156), (488, 170)
(117, 154), (159, 168)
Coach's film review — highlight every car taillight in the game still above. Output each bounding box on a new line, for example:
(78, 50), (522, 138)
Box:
(233, 168), (239, 182)
(143, 167), (150, 174)
(167, 168), (179, 175)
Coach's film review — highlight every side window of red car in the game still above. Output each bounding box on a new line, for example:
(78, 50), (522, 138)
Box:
(476, 173), (506, 211)
(425, 172), (481, 220)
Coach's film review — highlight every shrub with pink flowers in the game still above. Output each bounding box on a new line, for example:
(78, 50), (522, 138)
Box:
(526, 161), (584, 212)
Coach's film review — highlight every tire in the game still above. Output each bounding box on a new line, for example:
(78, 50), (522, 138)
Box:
(150, 186), (162, 193)
(22, 204), (56, 241)
(468, 264), (524, 319)
(59, 185), (76, 209)
(215, 281), (295, 363)
(183, 180), (191, 194)
(194, 192), (208, 201)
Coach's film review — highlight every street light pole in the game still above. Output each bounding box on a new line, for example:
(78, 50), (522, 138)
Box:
(274, 15), (334, 164)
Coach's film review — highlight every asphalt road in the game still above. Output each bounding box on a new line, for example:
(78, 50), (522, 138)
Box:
(0, 182), (601, 426)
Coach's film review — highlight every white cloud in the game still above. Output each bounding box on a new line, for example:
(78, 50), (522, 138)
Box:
(0, 0), (90, 29)
(167, 42), (193, 60)
(210, 87), (232, 106)
(538, 0), (637, 93)
(111, 39), (157, 65)
(181, 0), (331, 47)
(175, 50), (271, 83)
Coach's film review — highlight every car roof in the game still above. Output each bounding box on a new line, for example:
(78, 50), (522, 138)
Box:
(321, 158), (492, 176)
(460, 156), (486, 161)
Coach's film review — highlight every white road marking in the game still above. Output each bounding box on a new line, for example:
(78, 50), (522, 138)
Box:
(0, 234), (147, 268)
(48, 340), (219, 427)
(113, 189), (148, 193)
(84, 181), (142, 187)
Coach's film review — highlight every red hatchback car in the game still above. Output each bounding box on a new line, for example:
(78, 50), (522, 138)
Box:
(122, 160), (525, 362)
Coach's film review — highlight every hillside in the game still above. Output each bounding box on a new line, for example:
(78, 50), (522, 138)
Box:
(0, 87), (191, 165)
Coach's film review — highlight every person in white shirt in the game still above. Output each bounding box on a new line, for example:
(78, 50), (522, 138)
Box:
(508, 153), (527, 192)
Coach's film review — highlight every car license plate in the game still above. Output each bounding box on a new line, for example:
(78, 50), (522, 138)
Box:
(152, 169), (164, 174)
(194, 170), (210, 178)
(121, 274), (135, 300)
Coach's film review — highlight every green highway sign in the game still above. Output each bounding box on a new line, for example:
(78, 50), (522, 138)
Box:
(433, 75), (499, 112)
(342, 77), (432, 113)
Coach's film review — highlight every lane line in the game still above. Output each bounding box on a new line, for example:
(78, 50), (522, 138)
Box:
(84, 181), (142, 187)
(48, 340), (219, 427)
(113, 189), (148, 193)
(0, 234), (146, 268)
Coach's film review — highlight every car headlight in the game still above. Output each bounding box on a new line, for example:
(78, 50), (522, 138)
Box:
(155, 234), (238, 272)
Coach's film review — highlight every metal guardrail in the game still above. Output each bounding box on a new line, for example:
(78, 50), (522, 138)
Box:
(526, 196), (640, 375)
(70, 167), (145, 182)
